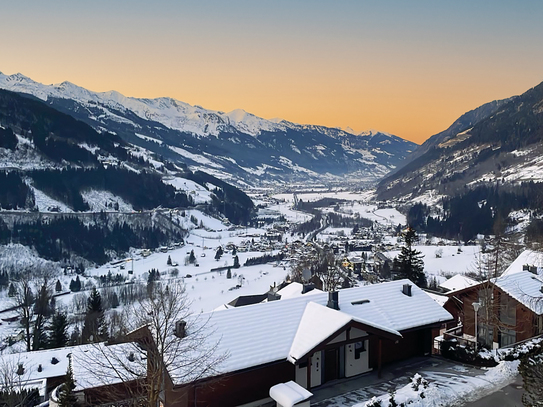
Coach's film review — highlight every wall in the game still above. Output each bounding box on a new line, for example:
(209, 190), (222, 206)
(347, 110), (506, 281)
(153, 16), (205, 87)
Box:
(294, 351), (323, 389)
(183, 361), (295, 407)
(345, 339), (370, 377)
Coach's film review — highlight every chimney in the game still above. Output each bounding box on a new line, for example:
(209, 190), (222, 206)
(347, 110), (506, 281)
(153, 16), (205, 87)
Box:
(175, 320), (187, 338)
(402, 284), (412, 297)
(268, 292), (281, 302)
(302, 283), (315, 294)
(327, 291), (339, 310)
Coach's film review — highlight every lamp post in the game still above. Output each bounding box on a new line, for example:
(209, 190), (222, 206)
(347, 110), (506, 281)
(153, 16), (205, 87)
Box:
(472, 302), (481, 348)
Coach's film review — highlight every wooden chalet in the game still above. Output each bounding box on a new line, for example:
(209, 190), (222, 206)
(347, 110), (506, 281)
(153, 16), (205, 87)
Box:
(168, 279), (453, 407)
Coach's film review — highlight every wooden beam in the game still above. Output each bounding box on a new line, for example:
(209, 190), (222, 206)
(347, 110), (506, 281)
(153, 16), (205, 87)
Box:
(378, 338), (382, 379)
(307, 353), (312, 390)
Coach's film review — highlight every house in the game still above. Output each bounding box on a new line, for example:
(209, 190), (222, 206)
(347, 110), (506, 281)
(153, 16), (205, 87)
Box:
(444, 250), (543, 348)
(0, 346), (74, 403)
(169, 279), (453, 407)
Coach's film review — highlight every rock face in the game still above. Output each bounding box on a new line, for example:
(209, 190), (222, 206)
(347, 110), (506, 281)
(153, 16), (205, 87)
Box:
(0, 72), (417, 185)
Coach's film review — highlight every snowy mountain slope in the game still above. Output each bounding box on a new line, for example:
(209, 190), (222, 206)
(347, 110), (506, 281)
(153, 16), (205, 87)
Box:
(376, 79), (543, 203)
(0, 71), (417, 184)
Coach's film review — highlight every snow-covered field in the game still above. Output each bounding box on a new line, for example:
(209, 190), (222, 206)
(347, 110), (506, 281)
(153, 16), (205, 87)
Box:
(385, 245), (481, 279)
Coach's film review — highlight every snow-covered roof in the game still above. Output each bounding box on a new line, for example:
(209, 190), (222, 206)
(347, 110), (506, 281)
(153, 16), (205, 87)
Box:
(276, 282), (323, 299)
(502, 249), (543, 277)
(440, 274), (479, 293)
(269, 380), (312, 407)
(424, 291), (450, 307)
(494, 271), (543, 315)
(71, 342), (146, 391)
(186, 280), (452, 379)
(0, 346), (74, 383)
(288, 302), (357, 363)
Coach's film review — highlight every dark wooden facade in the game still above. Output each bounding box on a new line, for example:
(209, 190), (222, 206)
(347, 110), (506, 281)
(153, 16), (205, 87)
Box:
(446, 282), (543, 347)
(170, 323), (442, 407)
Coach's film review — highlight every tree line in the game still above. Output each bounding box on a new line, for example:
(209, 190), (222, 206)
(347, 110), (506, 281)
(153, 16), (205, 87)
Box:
(407, 182), (543, 242)
(2, 217), (181, 264)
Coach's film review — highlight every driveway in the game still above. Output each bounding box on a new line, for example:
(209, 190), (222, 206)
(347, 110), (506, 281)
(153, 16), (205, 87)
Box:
(310, 356), (516, 407)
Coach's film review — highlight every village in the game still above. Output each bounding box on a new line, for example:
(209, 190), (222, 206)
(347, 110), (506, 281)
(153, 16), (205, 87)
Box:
(0, 189), (541, 407)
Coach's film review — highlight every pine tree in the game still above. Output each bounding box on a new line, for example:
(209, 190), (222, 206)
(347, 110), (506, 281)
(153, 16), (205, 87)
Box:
(189, 250), (196, 264)
(214, 247), (222, 261)
(233, 255), (240, 269)
(8, 282), (16, 297)
(393, 227), (426, 287)
(48, 311), (68, 349)
(57, 358), (78, 407)
(111, 292), (120, 309)
(55, 279), (62, 292)
(82, 288), (108, 343)
(227, 268), (232, 279)
(167, 255), (172, 266)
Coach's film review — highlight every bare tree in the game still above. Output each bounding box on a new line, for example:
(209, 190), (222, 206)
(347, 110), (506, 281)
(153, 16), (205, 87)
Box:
(77, 282), (227, 406)
(0, 356), (39, 407)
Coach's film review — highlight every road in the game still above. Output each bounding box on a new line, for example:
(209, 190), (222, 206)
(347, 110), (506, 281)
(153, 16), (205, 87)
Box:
(463, 374), (524, 407)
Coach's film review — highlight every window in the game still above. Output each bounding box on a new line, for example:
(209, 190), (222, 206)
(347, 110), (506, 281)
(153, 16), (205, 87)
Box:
(354, 341), (366, 359)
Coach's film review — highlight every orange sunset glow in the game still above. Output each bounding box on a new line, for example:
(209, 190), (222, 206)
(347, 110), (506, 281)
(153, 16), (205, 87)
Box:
(2, 1), (543, 144)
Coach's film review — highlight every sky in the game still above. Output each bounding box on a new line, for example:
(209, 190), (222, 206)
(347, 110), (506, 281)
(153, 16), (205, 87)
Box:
(1, 1), (543, 144)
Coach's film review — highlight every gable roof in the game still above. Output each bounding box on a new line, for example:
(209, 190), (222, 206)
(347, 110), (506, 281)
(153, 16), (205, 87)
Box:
(440, 274), (479, 293)
(502, 249), (543, 277)
(494, 271), (543, 315)
(287, 302), (401, 363)
(179, 279), (452, 382)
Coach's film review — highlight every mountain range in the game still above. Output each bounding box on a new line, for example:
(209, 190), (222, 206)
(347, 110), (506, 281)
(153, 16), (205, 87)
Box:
(0, 72), (417, 186)
(377, 80), (543, 204)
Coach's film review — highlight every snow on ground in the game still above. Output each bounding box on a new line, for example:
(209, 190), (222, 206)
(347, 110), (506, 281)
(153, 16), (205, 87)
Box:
(82, 239), (289, 314)
(274, 191), (373, 204)
(31, 187), (73, 212)
(355, 360), (520, 407)
(81, 189), (133, 212)
(385, 245), (481, 278)
(163, 177), (214, 204)
(134, 133), (163, 144)
(267, 203), (313, 223)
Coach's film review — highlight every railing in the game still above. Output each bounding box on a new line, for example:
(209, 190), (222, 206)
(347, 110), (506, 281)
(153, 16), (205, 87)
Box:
(442, 324), (478, 350)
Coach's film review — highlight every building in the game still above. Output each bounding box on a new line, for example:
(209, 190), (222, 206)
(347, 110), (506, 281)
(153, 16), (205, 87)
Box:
(445, 250), (543, 348)
(172, 279), (453, 407)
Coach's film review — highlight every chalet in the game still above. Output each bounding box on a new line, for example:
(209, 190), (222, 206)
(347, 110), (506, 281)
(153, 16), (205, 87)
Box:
(169, 279), (452, 407)
(445, 250), (543, 349)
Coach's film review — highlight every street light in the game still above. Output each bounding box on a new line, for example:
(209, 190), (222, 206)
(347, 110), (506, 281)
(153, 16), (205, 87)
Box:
(472, 302), (481, 348)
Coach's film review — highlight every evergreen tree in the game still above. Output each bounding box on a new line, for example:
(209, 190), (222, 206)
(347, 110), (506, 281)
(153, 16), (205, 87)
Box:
(233, 255), (240, 269)
(57, 358), (78, 407)
(69, 276), (81, 292)
(111, 292), (120, 308)
(167, 255), (172, 266)
(47, 311), (68, 349)
(55, 279), (62, 292)
(32, 283), (52, 350)
(8, 282), (16, 297)
(82, 288), (108, 343)
(189, 250), (196, 264)
(214, 247), (222, 261)
(226, 268), (232, 279)
(393, 227), (426, 287)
